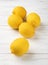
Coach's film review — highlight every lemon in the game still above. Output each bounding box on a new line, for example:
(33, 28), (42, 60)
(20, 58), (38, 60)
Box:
(8, 14), (23, 29)
(12, 6), (26, 19)
(19, 22), (35, 38)
(27, 13), (41, 28)
(10, 38), (29, 56)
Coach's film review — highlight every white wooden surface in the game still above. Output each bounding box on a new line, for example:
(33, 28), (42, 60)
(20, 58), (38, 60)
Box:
(0, 0), (48, 65)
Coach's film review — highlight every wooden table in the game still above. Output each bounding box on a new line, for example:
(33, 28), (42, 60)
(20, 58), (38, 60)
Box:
(0, 0), (48, 65)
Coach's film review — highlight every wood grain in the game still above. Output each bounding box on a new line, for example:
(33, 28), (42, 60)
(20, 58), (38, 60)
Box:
(0, 0), (48, 65)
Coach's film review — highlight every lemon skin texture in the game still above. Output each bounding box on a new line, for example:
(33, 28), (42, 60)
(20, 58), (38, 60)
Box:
(8, 14), (23, 29)
(19, 22), (35, 38)
(12, 6), (26, 19)
(27, 13), (41, 28)
(10, 38), (29, 56)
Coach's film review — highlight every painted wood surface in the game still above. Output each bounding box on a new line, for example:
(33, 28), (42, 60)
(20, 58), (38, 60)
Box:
(0, 0), (48, 65)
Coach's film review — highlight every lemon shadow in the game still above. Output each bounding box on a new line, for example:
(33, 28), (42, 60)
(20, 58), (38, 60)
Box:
(30, 23), (46, 40)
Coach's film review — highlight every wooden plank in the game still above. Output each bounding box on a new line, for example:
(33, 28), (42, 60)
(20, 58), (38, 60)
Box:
(0, 53), (48, 60)
(0, 54), (48, 65)
(0, 42), (48, 53)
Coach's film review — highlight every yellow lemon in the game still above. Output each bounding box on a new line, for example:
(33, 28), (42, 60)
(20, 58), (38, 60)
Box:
(10, 38), (29, 56)
(12, 6), (26, 19)
(27, 13), (41, 28)
(19, 22), (35, 38)
(8, 14), (23, 29)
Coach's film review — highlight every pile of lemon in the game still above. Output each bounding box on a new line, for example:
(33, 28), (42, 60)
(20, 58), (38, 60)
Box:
(8, 6), (41, 56)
